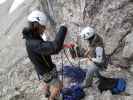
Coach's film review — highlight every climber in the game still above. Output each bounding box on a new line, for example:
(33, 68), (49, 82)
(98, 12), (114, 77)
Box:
(22, 10), (72, 100)
(70, 26), (107, 87)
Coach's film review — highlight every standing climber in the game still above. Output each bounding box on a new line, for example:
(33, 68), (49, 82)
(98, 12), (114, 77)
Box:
(22, 10), (68, 100)
(71, 26), (107, 87)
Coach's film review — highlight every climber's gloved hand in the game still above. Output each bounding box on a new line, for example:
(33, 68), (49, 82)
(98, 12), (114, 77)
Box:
(63, 43), (75, 48)
(58, 22), (68, 35)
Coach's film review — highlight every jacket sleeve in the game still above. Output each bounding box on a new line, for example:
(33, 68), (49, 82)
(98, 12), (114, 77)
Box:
(33, 26), (67, 55)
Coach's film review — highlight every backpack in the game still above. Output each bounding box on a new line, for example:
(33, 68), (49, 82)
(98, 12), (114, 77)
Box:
(98, 76), (126, 94)
(59, 65), (86, 100)
(112, 79), (126, 94)
(62, 85), (85, 100)
(61, 65), (86, 83)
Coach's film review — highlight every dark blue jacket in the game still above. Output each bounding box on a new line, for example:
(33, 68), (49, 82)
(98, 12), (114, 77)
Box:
(22, 26), (67, 76)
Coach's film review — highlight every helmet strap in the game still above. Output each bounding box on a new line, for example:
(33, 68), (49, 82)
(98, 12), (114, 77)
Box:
(88, 34), (95, 44)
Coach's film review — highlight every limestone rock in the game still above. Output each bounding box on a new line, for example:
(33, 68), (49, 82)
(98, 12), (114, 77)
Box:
(1, 0), (133, 100)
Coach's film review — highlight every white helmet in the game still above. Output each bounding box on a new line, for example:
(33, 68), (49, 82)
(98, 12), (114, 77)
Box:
(27, 10), (47, 26)
(80, 26), (95, 40)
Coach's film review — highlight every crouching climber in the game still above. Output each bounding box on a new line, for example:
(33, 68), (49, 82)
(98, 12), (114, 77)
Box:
(70, 26), (107, 87)
(22, 10), (68, 100)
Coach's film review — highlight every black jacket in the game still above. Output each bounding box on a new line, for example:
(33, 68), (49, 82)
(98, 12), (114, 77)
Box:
(22, 26), (67, 76)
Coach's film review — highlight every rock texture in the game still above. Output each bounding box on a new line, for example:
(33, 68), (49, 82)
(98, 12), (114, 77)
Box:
(0, 0), (133, 100)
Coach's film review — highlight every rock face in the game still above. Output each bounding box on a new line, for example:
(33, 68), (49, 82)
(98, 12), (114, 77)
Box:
(48, 0), (133, 61)
(0, 0), (133, 100)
